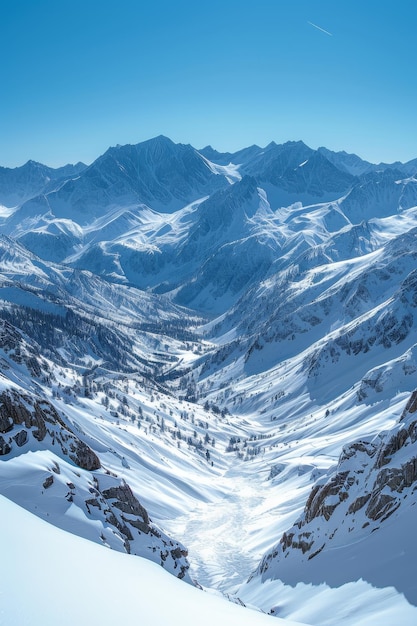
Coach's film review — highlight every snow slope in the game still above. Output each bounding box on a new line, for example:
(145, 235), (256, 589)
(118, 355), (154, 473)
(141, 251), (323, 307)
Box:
(0, 495), (307, 626)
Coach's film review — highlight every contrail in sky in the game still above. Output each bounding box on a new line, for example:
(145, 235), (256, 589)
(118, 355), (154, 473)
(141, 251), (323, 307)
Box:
(307, 21), (333, 36)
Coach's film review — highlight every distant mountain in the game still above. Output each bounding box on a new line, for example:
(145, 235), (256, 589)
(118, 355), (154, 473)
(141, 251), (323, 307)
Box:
(318, 145), (417, 178)
(236, 141), (357, 207)
(199, 144), (264, 166)
(340, 168), (417, 221)
(318, 146), (374, 176)
(3, 136), (417, 314)
(11, 136), (228, 227)
(0, 160), (86, 207)
(402, 156), (417, 176)
(243, 140), (314, 178)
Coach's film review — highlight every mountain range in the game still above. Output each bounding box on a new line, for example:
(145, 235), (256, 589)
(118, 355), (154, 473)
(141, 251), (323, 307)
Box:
(1, 135), (417, 625)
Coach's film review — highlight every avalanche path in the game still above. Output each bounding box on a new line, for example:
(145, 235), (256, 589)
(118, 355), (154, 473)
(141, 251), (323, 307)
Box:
(167, 461), (266, 592)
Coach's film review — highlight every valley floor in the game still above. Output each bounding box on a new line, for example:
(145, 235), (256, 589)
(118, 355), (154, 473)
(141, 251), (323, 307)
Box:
(168, 459), (266, 591)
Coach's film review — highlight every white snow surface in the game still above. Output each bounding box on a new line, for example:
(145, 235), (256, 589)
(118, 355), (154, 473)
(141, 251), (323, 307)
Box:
(0, 495), (307, 626)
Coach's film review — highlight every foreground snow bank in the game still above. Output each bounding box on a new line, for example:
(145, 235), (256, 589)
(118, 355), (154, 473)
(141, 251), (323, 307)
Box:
(239, 577), (417, 626)
(0, 495), (307, 626)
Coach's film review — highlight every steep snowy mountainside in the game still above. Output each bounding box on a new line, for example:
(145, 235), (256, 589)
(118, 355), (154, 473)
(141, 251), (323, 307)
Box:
(0, 159), (86, 208)
(246, 389), (417, 610)
(18, 218), (85, 263)
(172, 181), (417, 623)
(317, 146), (374, 176)
(0, 235), (193, 330)
(185, 251), (417, 623)
(207, 200), (417, 344)
(0, 236), (211, 405)
(66, 199), (205, 288)
(0, 235), (268, 588)
(0, 249), (198, 579)
(340, 168), (417, 222)
(1, 496), (309, 626)
(6, 136), (229, 235)
(0, 381), (190, 581)
(66, 171), (417, 317)
(0, 303), (261, 586)
(172, 176), (277, 311)
(67, 176), (280, 313)
(12, 204), (154, 265)
(194, 217), (417, 422)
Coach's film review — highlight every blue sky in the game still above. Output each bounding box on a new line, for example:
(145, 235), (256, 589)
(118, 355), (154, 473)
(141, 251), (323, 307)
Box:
(1, 0), (416, 167)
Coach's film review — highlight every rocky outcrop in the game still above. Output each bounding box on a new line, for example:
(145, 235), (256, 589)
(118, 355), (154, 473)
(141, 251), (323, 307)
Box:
(0, 388), (100, 470)
(255, 389), (417, 577)
(0, 435), (11, 455)
(304, 471), (352, 522)
(0, 386), (190, 582)
(69, 439), (101, 471)
(102, 482), (150, 533)
(347, 493), (371, 514)
(73, 474), (190, 580)
(401, 389), (417, 418)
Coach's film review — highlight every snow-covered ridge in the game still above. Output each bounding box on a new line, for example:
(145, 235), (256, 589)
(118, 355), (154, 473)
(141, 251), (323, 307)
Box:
(1, 494), (307, 626)
(249, 389), (417, 606)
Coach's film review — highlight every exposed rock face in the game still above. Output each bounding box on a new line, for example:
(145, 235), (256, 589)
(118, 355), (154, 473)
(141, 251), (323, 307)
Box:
(401, 389), (417, 417)
(13, 430), (28, 447)
(255, 390), (417, 578)
(0, 386), (191, 582)
(43, 475), (54, 489)
(83, 478), (189, 578)
(0, 389), (101, 470)
(375, 421), (417, 468)
(0, 435), (11, 455)
(304, 471), (352, 523)
(102, 482), (150, 532)
(69, 440), (101, 471)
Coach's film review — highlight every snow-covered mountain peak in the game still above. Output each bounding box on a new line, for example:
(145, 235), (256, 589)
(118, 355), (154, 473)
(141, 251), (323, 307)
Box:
(0, 159), (87, 208)
(105, 134), (180, 164)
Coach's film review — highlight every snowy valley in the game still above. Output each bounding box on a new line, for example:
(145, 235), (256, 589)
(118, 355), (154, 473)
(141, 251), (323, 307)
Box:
(1, 136), (417, 625)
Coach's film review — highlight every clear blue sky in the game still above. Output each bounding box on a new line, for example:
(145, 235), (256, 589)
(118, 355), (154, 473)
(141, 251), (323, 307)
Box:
(1, 0), (417, 167)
